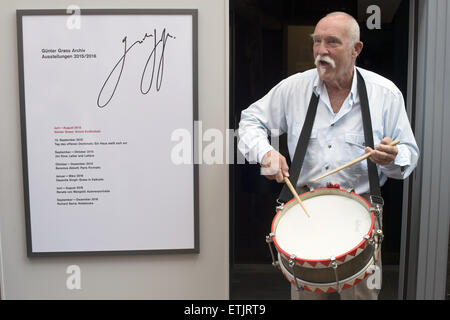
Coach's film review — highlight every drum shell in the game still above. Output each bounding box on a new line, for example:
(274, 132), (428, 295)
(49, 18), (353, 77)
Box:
(279, 242), (374, 284)
(278, 252), (377, 293)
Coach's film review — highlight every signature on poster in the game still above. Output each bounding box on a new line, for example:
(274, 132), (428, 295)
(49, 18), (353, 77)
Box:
(97, 28), (176, 108)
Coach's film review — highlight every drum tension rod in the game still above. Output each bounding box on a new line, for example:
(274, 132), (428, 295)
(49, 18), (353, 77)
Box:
(265, 233), (279, 269)
(370, 206), (383, 236)
(366, 229), (383, 266)
(366, 234), (378, 267)
(373, 230), (384, 265)
(330, 258), (342, 294)
(369, 195), (384, 266)
(289, 255), (304, 291)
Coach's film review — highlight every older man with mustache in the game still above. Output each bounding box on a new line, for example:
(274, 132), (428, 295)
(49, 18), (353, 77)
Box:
(238, 12), (419, 300)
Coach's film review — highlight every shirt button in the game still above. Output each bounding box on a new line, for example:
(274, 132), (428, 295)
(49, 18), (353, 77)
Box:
(328, 144), (332, 149)
(325, 165), (329, 170)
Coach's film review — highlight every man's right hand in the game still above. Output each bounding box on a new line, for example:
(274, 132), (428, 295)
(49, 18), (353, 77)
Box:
(260, 150), (290, 183)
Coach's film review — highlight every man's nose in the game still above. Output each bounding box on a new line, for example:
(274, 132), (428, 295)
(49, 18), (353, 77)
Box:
(315, 41), (329, 56)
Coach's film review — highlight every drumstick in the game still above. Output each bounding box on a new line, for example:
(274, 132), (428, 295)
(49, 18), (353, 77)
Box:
(311, 139), (400, 182)
(283, 177), (311, 218)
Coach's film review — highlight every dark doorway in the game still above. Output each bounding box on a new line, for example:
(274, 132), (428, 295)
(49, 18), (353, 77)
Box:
(230, 0), (411, 299)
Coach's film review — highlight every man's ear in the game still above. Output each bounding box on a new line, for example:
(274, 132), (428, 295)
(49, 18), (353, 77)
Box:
(353, 41), (363, 58)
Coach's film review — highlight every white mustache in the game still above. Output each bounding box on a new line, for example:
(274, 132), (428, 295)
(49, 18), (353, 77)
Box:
(314, 55), (336, 69)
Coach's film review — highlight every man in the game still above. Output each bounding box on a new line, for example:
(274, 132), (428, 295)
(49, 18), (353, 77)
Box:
(237, 12), (419, 300)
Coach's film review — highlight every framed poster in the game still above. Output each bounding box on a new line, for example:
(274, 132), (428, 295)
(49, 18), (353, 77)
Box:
(17, 9), (198, 256)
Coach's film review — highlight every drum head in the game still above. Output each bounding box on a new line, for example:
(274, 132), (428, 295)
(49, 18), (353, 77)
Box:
(273, 190), (373, 262)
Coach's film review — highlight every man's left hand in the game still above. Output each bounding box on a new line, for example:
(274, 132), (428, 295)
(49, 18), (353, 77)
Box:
(365, 137), (398, 166)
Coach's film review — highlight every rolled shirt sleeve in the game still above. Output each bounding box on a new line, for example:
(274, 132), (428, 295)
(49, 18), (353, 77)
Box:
(379, 89), (419, 179)
(238, 80), (288, 164)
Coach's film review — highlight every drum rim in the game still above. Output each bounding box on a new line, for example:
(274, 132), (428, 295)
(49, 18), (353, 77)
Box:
(271, 188), (374, 266)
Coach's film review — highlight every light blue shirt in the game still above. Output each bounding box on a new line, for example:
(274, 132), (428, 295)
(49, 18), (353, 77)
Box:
(238, 67), (419, 194)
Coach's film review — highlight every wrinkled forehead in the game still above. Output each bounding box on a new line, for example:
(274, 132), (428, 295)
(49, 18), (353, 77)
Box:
(312, 16), (352, 41)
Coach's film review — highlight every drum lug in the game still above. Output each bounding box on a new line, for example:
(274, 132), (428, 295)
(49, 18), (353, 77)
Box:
(265, 234), (279, 269)
(288, 254), (296, 268)
(369, 195), (384, 227)
(375, 229), (384, 244)
(330, 257), (342, 293)
(373, 229), (384, 264)
(275, 199), (284, 212)
(370, 206), (383, 217)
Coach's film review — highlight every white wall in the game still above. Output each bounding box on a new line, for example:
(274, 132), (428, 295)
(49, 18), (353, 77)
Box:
(0, 0), (229, 299)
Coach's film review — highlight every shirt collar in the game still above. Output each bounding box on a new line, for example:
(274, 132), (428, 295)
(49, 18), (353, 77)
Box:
(312, 66), (358, 105)
(349, 67), (358, 106)
(312, 72), (321, 97)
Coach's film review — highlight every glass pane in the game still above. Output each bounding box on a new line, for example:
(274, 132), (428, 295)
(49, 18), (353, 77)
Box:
(231, 0), (411, 300)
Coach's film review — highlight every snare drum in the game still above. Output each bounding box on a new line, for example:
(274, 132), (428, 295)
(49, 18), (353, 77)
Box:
(266, 188), (381, 293)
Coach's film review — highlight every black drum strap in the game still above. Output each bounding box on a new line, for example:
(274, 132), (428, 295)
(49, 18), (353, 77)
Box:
(278, 92), (319, 203)
(357, 70), (383, 218)
(356, 70), (382, 200)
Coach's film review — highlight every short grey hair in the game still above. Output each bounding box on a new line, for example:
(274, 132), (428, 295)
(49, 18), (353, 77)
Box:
(325, 11), (360, 47)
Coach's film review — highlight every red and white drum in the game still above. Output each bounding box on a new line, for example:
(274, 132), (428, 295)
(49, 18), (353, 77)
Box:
(267, 188), (381, 293)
